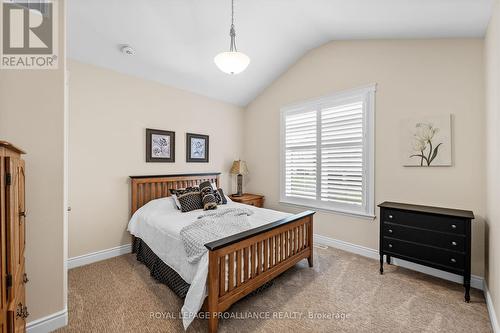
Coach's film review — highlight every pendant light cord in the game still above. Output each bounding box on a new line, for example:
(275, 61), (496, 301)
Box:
(229, 0), (237, 52)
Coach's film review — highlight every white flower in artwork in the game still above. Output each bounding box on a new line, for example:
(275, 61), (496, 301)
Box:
(415, 122), (439, 141)
(409, 122), (442, 166)
(412, 137), (427, 152)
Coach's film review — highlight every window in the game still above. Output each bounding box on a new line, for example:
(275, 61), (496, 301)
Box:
(280, 84), (376, 218)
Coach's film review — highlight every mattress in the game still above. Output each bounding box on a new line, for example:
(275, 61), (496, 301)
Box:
(127, 197), (291, 329)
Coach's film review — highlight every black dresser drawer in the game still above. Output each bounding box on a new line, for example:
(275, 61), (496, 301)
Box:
(383, 237), (465, 271)
(383, 222), (465, 252)
(383, 209), (465, 234)
(379, 201), (474, 302)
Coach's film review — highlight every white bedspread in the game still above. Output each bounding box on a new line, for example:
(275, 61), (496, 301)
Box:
(127, 197), (291, 330)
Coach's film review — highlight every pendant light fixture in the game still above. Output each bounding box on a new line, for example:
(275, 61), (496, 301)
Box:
(214, 0), (250, 75)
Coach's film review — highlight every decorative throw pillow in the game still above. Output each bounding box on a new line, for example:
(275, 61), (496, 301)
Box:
(216, 188), (227, 204)
(170, 187), (199, 196)
(170, 187), (199, 210)
(199, 181), (218, 210)
(212, 190), (222, 204)
(177, 192), (203, 212)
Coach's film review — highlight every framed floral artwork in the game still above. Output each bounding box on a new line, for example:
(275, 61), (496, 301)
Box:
(146, 128), (175, 162)
(401, 115), (452, 167)
(186, 133), (209, 163)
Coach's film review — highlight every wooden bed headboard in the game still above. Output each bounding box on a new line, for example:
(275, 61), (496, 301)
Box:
(129, 173), (221, 215)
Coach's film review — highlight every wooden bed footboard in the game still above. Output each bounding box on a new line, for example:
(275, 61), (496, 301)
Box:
(204, 210), (315, 333)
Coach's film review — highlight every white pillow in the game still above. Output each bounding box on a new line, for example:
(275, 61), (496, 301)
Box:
(171, 194), (181, 210)
(225, 194), (233, 202)
(211, 182), (218, 191)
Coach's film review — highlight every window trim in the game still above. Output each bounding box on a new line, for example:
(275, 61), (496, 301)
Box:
(280, 84), (376, 218)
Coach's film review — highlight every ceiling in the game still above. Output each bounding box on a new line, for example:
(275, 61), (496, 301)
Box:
(68, 0), (494, 106)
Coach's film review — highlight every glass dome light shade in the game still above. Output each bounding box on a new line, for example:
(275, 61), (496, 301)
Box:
(214, 51), (250, 75)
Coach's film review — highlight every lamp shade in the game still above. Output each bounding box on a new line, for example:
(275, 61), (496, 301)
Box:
(230, 160), (249, 175)
(214, 51), (250, 75)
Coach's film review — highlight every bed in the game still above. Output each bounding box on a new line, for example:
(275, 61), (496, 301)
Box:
(128, 173), (315, 333)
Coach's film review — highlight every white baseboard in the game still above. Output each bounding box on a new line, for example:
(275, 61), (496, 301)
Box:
(485, 283), (500, 333)
(313, 234), (484, 290)
(27, 308), (67, 333)
(67, 244), (132, 269)
(314, 234), (380, 260)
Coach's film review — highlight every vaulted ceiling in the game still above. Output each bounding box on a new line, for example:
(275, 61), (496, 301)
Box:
(68, 0), (494, 106)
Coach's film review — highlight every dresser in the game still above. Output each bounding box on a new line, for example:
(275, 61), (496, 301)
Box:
(0, 141), (28, 332)
(229, 193), (264, 208)
(378, 201), (474, 302)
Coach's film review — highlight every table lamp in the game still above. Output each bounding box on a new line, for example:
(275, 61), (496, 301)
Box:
(230, 160), (248, 196)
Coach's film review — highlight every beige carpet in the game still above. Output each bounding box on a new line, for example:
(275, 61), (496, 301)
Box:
(57, 246), (492, 333)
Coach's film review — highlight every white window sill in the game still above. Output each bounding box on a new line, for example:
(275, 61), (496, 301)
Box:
(279, 201), (376, 220)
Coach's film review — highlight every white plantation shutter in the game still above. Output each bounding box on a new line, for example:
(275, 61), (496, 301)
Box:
(280, 85), (375, 217)
(321, 102), (364, 205)
(284, 110), (317, 199)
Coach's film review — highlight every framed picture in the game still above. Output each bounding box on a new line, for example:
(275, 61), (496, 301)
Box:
(186, 133), (209, 163)
(146, 128), (175, 162)
(400, 114), (452, 167)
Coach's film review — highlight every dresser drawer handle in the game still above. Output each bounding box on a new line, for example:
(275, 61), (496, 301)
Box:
(451, 224), (457, 229)
(388, 244), (393, 248)
(388, 214), (394, 219)
(450, 258), (457, 263)
(388, 229), (393, 234)
(451, 241), (457, 246)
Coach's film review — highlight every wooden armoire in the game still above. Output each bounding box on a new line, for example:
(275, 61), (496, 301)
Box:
(0, 141), (27, 333)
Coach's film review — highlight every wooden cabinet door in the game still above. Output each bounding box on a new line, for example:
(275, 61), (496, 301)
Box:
(0, 157), (7, 333)
(14, 162), (26, 332)
(5, 157), (23, 303)
(5, 157), (27, 332)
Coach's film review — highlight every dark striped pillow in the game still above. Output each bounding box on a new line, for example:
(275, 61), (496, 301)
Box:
(199, 181), (218, 210)
(216, 188), (227, 204)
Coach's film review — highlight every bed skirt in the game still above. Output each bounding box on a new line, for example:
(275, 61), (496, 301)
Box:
(133, 237), (274, 300)
(133, 237), (191, 298)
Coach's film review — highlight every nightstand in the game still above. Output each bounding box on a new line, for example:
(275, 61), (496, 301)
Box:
(229, 193), (264, 208)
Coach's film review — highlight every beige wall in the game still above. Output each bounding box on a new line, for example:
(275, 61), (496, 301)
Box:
(243, 39), (486, 276)
(0, 0), (67, 321)
(485, 0), (500, 324)
(68, 60), (244, 258)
